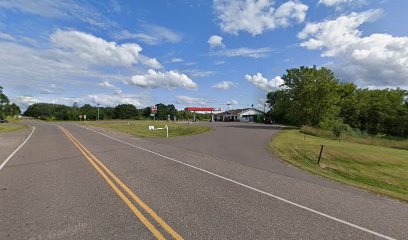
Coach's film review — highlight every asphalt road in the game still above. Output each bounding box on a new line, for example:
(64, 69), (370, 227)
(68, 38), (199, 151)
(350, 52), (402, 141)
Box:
(1, 121), (407, 239)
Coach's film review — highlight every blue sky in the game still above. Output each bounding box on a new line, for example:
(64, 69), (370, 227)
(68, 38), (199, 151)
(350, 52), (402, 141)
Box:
(0, 0), (407, 111)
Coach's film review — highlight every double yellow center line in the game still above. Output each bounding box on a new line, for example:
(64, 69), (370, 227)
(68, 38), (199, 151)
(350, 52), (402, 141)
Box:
(58, 126), (183, 240)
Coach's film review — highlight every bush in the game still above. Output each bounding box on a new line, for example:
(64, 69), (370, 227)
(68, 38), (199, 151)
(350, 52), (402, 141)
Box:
(319, 118), (351, 139)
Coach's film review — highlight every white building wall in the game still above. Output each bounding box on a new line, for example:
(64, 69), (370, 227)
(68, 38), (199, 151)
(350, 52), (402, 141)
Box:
(239, 109), (264, 122)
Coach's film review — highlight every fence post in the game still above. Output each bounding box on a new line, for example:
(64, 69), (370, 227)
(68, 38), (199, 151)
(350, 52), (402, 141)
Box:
(317, 145), (324, 165)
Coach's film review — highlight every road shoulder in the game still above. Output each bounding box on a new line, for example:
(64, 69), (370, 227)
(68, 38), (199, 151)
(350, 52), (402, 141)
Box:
(0, 126), (31, 166)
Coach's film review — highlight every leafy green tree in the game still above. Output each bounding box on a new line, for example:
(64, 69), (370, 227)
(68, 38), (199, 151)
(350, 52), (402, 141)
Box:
(8, 103), (21, 115)
(166, 104), (177, 119)
(114, 104), (139, 119)
(142, 107), (152, 118)
(267, 67), (408, 137)
(268, 66), (341, 126)
(0, 86), (10, 119)
(350, 88), (408, 136)
(101, 107), (115, 120)
(155, 103), (167, 120)
(80, 104), (97, 120)
(25, 103), (54, 118)
(338, 83), (359, 128)
(266, 90), (291, 124)
(0, 86), (9, 104)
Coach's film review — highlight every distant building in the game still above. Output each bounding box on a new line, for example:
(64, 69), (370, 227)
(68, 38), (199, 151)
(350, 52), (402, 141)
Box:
(215, 108), (265, 122)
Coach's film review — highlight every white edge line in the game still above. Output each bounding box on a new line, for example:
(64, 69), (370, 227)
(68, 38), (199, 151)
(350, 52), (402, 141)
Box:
(80, 125), (396, 240)
(0, 126), (36, 171)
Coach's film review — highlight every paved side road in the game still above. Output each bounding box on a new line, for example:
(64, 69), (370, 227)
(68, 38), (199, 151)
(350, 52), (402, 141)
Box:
(1, 121), (407, 239)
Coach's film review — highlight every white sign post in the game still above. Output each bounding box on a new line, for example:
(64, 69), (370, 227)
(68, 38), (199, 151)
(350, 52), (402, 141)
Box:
(148, 125), (168, 138)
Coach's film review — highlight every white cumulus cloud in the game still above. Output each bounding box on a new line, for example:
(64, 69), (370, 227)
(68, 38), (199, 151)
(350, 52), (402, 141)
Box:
(51, 30), (162, 69)
(298, 9), (408, 88)
(208, 35), (224, 48)
(214, 0), (308, 35)
(212, 81), (236, 90)
(245, 73), (284, 91)
(0, 29), (167, 100)
(99, 80), (116, 89)
(78, 94), (142, 107)
(129, 69), (198, 90)
(99, 81), (122, 94)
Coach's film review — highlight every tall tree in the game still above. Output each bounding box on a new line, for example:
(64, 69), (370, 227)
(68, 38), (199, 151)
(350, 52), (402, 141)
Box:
(266, 90), (291, 124)
(0, 86), (9, 119)
(268, 66), (341, 126)
(114, 104), (139, 119)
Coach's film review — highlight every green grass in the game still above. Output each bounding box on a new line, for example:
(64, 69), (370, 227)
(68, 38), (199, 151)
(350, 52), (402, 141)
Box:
(0, 124), (27, 133)
(300, 125), (408, 150)
(5, 116), (22, 123)
(341, 135), (408, 150)
(270, 129), (408, 202)
(84, 120), (212, 138)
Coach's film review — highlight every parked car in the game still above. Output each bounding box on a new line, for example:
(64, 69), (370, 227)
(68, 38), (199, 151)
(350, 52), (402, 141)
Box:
(264, 117), (273, 124)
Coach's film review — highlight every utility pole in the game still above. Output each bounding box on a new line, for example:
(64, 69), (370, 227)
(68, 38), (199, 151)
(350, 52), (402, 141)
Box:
(97, 103), (100, 121)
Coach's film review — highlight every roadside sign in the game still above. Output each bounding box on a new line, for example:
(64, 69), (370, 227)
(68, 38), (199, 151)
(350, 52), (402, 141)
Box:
(151, 105), (157, 113)
(150, 113), (155, 117)
(148, 125), (169, 138)
(79, 115), (83, 120)
(83, 115), (87, 120)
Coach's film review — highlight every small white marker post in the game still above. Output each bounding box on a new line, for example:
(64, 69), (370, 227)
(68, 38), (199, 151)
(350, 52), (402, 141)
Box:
(148, 125), (169, 138)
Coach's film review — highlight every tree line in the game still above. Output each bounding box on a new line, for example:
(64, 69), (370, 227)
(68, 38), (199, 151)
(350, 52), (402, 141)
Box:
(24, 102), (211, 121)
(266, 66), (408, 138)
(0, 86), (21, 120)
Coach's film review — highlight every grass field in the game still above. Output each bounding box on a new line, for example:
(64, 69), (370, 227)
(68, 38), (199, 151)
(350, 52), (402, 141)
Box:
(0, 124), (27, 133)
(270, 129), (408, 202)
(85, 120), (212, 138)
(300, 125), (408, 150)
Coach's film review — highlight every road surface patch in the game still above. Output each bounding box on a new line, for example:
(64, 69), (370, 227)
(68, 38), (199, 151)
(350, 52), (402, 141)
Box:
(80, 125), (397, 240)
(58, 126), (183, 240)
(0, 126), (35, 172)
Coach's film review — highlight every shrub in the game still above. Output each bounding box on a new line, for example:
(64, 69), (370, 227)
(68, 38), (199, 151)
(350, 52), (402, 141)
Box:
(319, 118), (351, 139)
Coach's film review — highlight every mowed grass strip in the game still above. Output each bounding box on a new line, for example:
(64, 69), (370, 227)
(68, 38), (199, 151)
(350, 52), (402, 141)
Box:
(85, 120), (212, 138)
(0, 124), (27, 133)
(270, 129), (408, 202)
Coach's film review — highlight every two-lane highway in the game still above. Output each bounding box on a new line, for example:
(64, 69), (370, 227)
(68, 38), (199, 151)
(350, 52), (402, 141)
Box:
(1, 122), (407, 239)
